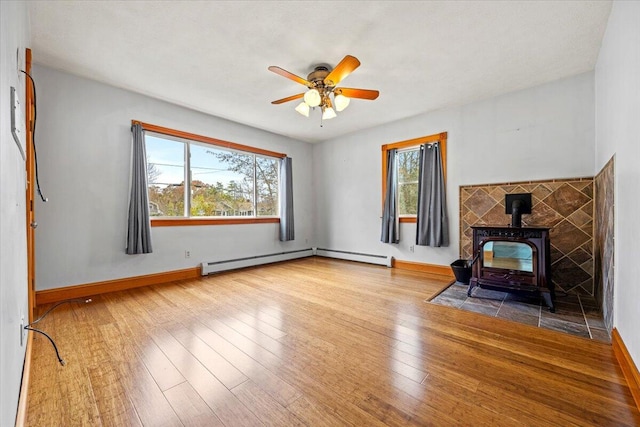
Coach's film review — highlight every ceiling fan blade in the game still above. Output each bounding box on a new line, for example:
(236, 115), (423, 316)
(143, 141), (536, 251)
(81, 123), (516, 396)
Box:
(324, 55), (360, 86)
(335, 87), (379, 100)
(268, 66), (311, 86)
(271, 93), (305, 104)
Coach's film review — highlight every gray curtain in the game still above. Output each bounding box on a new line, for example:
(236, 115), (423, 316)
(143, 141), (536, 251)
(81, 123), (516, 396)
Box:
(279, 156), (295, 241)
(416, 143), (449, 247)
(381, 149), (399, 243)
(126, 123), (153, 254)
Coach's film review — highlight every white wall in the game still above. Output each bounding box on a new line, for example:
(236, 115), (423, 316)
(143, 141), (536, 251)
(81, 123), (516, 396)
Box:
(313, 72), (595, 266)
(0, 2), (30, 425)
(595, 1), (640, 370)
(32, 66), (314, 291)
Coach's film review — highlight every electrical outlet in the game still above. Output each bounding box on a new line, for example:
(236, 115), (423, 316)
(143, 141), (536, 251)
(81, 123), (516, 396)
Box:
(409, 245), (414, 252)
(185, 250), (191, 259)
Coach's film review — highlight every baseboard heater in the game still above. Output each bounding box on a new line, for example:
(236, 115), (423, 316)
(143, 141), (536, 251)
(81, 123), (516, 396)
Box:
(201, 248), (313, 275)
(313, 248), (392, 267)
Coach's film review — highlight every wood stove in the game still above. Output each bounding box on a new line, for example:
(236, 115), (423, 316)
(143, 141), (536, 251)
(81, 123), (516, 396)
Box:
(468, 225), (555, 312)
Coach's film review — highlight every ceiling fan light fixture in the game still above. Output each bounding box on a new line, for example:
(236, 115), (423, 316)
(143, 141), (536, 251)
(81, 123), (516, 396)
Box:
(322, 106), (337, 120)
(303, 89), (321, 107)
(269, 55), (378, 123)
(295, 101), (310, 117)
(334, 93), (350, 112)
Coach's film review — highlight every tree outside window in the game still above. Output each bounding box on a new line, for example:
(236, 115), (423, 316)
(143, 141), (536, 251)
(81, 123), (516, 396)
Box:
(397, 149), (420, 216)
(146, 133), (279, 219)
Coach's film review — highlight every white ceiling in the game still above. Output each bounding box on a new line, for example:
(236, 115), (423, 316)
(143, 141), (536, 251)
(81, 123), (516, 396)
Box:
(27, 1), (612, 143)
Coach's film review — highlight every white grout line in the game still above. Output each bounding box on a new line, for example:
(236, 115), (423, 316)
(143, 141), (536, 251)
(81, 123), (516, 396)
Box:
(495, 294), (506, 318)
(537, 302), (542, 328)
(577, 294), (593, 339)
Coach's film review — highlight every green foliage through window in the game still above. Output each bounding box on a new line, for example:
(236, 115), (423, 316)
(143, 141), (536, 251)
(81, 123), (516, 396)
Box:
(397, 149), (420, 216)
(145, 133), (279, 218)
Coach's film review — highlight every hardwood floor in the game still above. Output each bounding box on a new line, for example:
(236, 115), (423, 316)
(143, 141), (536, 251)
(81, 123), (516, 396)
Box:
(26, 258), (639, 426)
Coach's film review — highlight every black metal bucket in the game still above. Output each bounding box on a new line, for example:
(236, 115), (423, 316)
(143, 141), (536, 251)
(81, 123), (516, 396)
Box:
(450, 259), (472, 284)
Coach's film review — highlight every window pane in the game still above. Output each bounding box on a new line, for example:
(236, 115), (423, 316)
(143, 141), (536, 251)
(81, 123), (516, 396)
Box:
(397, 149), (420, 184)
(256, 156), (279, 216)
(398, 182), (418, 215)
(145, 125), (283, 221)
(146, 135), (185, 217)
(190, 144), (254, 217)
(397, 148), (419, 215)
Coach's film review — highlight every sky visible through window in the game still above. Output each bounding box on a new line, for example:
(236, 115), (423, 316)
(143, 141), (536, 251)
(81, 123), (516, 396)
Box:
(146, 134), (244, 188)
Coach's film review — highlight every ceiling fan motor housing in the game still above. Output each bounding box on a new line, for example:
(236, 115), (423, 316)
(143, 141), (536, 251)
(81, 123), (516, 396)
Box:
(307, 66), (332, 88)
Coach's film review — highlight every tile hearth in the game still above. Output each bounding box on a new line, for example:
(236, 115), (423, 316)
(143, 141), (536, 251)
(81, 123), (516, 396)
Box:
(430, 282), (610, 342)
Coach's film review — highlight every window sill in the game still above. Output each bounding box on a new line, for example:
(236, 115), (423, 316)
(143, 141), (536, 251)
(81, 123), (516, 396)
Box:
(399, 217), (417, 223)
(151, 217), (280, 227)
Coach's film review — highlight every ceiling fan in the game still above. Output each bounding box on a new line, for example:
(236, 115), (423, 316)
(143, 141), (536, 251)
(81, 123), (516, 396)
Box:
(268, 55), (379, 120)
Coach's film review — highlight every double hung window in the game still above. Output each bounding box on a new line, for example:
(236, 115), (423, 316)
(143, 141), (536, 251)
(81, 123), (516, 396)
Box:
(381, 132), (447, 223)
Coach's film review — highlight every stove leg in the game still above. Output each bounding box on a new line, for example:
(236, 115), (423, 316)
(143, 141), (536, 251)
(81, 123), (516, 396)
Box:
(542, 292), (555, 313)
(467, 280), (476, 297)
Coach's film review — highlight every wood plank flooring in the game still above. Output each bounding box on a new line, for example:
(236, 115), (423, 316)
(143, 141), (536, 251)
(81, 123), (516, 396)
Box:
(26, 258), (640, 426)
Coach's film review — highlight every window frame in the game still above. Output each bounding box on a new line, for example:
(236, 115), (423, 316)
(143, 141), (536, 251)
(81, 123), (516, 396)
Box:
(381, 132), (447, 223)
(135, 120), (286, 227)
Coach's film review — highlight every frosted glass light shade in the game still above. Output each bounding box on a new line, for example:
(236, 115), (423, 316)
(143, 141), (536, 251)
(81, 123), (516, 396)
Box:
(303, 89), (321, 107)
(322, 107), (337, 120)
(334, 94), (350, 112)
(295, 102), (310, 117)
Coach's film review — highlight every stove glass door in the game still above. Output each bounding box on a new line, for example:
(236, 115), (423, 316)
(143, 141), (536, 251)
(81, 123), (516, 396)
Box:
(482, 241), (533, 272)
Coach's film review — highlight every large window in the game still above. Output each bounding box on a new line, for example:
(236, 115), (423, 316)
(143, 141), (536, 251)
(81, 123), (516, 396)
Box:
(381, 132), (447, 222)
(139, 122), (285, 226)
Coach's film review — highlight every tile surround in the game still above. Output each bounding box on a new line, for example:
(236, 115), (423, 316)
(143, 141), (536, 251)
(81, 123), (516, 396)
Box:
(594, 157), (615, 333)
(460, 177), (595, 296)
(453, 172), (614, 342)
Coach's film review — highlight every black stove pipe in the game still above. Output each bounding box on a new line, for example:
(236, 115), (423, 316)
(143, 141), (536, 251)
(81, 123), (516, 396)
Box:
(511, 199), (524, 227)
